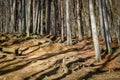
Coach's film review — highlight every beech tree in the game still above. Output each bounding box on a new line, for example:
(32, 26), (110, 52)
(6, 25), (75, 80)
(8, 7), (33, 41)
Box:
(101, 0), (111, 54)
(40, 0), (44, 36)
(18, 0), (22, 33)
(10, 0), (16, 33)
(77, 0), (83, 41)
(26, 0), (31, 37)
(53, 0), (58, 37)
(46, 0), (51, 35)
(98, 0), (104, 38)
(89, 0), (101, 62)
(21, 0), (25, 34)
(32, 0), (36, 34)
(66, 0), (72, 45)
(60, 0), (64, 42)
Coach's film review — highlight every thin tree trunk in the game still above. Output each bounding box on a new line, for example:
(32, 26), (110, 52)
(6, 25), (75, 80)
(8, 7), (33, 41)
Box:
(66, 0), (72, 45)
(89, 0), (101, 62)
(77, 0), (83, 41)
(18, 0), (22, 33)
(36, 0), (41, 34)
(21, 0), (25, 34)
(46, 0), (51, 35)
(10, 0), (16, 33)
(53, 0), (57, 37)
(98, 0), (104, 38)
(33, 0), (36, 34)
(102, 0), (111, 54)
(26, 0), (31, 37)
(5, 2), (9, 33)
(40, 0), (44, 36)
(61, 1), (64, 42)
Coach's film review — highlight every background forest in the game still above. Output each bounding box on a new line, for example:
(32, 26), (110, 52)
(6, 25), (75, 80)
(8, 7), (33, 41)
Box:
(0, 0), (120, 80)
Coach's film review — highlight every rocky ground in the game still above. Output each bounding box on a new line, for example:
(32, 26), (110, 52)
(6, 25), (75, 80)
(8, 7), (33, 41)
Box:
(0, 33), (120, 80)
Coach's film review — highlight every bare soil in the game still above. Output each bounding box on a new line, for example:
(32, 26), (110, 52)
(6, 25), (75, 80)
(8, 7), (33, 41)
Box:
(0, 33), (120, 80)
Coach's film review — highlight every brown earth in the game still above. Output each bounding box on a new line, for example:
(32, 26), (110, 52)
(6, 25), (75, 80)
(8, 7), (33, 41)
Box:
(0, 33), (120, 80)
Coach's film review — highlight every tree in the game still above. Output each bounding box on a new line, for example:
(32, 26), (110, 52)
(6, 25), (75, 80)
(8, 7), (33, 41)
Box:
(18, 0), (22, 33)
(10, 0), (16, 33)
(40, 0), (44, 36)
(98, 0), (104, 38)
(32, 0), (36, 34)
(60, 0), (65, 42)
(26, 0), (31, 37)
(53, 0), (58, 37)
(36, 0), (41, 34)
(89, 0), (101, 62)
(76, 0), (83, 41)
(66, 0), (72, 45)
(21, 0), (26, 34)
(46, 0), (51, 35)
(102, 0), (111, 54)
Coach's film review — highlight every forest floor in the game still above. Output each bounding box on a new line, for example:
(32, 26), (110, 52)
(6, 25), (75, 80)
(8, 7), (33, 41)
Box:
(0, 33), (120, 80)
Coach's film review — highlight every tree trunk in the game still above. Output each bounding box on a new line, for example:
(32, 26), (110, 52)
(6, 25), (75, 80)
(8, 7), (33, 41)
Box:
(10, 0), (16, 33)
(21, 0), (25, 34)
(46, 0), (51, 35)
(66, 0), (72, 45)
(98, 0), (104, 38)
(18, 0), (22, 33)
(89, 0), (101, 62)
(36, 0), (41, 34)
(61, 1), (64, 42)
(102, 0), (111, 54)
(40, 0), (44, 36)
(77, 0), (83, 41)
(33, 0), (36, 34)
(26, 0), (31, 37)
(53, 0), (58, 37)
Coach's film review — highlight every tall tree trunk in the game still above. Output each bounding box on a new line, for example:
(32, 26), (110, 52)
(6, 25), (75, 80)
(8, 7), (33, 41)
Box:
(66, 0), (72, 45)
(102, 0), (111, 54)
(89, 0), (101, 62)
(77, 0), (83, 41)
(36, 0), (41, 34)
(5, 1), (9, 33)
(21, 0), (25, 34)
(40, 0), (44, 36)
(98, 0), (104, 38)
(61, 1), (64, 42)
(26, 0), (31, 37)
(18, 0), (22, 33)
(46, 0), (51, 35)
(10, 0), (16, 33)
(33, 0), (36, 34)
(53, 0), (58, 37)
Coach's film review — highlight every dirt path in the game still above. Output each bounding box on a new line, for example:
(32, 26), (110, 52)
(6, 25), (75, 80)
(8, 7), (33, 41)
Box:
(0, 34), (120, 80)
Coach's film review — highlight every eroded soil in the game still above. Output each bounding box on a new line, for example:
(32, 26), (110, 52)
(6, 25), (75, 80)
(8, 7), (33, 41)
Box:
(0, 33), (120, 80)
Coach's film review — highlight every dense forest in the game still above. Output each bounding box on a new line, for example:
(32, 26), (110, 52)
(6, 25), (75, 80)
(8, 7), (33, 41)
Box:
(0, 0), (120, 80)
